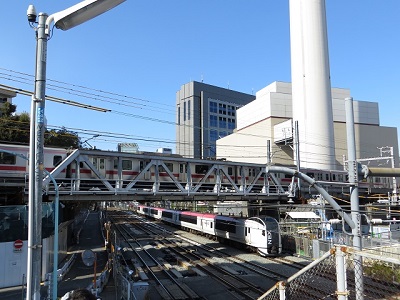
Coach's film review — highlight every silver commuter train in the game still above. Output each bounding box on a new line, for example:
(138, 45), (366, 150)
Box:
(134, 204), (282, 256)
(0, 143), (394, 194)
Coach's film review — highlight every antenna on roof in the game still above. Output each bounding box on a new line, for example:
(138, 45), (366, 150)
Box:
(201, 74), (204, 82)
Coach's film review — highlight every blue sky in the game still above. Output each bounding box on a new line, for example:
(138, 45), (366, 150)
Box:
(2, 1), (400, 152)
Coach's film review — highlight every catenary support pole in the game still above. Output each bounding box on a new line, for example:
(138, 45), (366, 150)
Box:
(345, 97), (364, 300)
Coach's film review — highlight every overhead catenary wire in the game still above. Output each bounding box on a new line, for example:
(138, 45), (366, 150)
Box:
(0, 67), (394, 164)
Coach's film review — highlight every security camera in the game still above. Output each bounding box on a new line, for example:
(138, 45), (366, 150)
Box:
(27, 5), (37, 23)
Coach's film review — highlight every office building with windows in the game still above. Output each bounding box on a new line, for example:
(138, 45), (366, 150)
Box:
(176, 81), (255, 159)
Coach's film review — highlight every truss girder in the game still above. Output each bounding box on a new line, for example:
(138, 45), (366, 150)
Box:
(40, 149), (288, 198)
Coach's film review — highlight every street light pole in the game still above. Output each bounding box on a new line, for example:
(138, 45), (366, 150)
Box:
(27, 11), (48, 300)
(26, 2), (126, 298)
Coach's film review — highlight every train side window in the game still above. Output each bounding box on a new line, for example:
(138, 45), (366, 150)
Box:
(0, 152), (16, 164)
(99, 158), (105, 169)
(159, 163), (173, 173)
(79, 162), (84, 168)
(228, 167), (233, 176)
(262, 230), (265, 236)
(179, 164), (184, 173)
(113, 159), (118, 169)
(332, 173), (336, 181)
(53, 155), (62, 167)
(195, 164), (209, 174)
(122, 160), (132, 170)
(325, 173), (329, 181)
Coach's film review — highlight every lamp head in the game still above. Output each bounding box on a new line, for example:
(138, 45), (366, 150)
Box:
(48, 0), (125, 32)
(27, 4), (37, 23)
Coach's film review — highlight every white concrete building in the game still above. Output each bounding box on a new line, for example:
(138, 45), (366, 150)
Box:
(216, 81), (398, 170)
(0, 88), (16, 117)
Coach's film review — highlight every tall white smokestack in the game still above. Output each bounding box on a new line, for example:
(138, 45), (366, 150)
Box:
(289, 0), (336, 170)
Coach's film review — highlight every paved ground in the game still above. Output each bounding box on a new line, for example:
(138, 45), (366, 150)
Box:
(0, 211), (115, 299)
(56, 211), (115, 299)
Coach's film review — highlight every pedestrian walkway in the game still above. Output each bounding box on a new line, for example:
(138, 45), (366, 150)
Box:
(55, 210), (115, 299)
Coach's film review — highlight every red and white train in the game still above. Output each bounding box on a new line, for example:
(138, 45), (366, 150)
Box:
(134, 204), (282, 256)
(0, 142), (394, 195)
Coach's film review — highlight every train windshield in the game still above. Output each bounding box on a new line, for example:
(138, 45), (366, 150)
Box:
(264, 217), (279, 231)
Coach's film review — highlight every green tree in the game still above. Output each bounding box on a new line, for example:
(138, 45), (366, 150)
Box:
(0, 103), (80, 148)
(44, 127), (80, 148)
(0, 102), (30, 143)
(0, 102), (16, 117)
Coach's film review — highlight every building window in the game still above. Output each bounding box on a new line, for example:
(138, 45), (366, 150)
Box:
(209, 101), (217, 113)
(210, 115), (217, 127)
(219, 103), (227, 115)
(210, 129), (218, 142)
(219, 131), (227, 138)
(177, 106), (180, 125)
(187, 100), (190, 120)
(227, 105), (236, 116)
(183, 101), (186, 121)
(228, 118), (235, 130)
(219, 117), (226, 128)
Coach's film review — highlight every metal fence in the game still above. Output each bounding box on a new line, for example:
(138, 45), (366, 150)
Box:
(258, 244), (400, 300)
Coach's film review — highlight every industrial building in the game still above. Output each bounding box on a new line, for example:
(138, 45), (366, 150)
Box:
(216, 81), (399, 170)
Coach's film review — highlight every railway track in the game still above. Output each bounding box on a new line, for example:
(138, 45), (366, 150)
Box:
(108, 210), (309, 298)
(107, 209), (400, 299)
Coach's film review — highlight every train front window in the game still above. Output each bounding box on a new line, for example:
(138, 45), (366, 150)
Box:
(0, 152), (16, 165)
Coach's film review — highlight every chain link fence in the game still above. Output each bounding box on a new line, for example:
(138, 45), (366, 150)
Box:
(258, 244), (400, 300)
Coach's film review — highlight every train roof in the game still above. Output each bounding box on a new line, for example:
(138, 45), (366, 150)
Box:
(180, 210), (216, 219)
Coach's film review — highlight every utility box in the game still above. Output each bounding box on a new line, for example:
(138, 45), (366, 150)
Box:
(118, 143), (139, 153)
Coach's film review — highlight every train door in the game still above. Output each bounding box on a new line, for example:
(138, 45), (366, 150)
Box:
(92, 157), (106, 177)
(244, 223), (251, 244)
(178, 163), (185, 182)
(139, 160), (151, 180)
